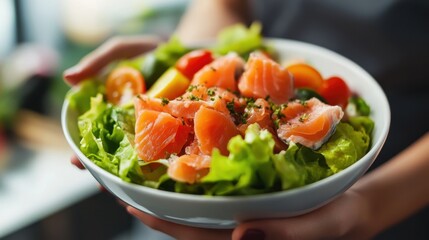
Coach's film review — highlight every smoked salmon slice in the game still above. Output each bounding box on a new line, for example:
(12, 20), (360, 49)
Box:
(167, 154), (211, 184)
(191, 53), (244, 91)
(277, 98), (344, 149)
(238, 52), (294, 104)
(134, 109), (190, 161)
(194, 106), (240, 155)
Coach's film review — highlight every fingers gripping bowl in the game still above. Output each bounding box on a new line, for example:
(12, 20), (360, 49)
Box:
(62, 38), (390, 229)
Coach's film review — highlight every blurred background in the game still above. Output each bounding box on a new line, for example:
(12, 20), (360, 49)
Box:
(0, 0), (188, 239)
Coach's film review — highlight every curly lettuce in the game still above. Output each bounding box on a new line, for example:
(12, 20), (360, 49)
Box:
(75, 93), (144, 184)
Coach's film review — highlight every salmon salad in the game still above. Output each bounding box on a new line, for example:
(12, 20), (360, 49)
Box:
(67, 23), (374, 196)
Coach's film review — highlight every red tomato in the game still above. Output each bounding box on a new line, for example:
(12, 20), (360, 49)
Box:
(175, 49), (214, 79)
(318, 76), (351, 109)
(106, 66), (145, 105)
(287, 63), (324, 90)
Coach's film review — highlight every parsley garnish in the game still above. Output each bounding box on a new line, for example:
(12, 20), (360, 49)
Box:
(187, 85), (198, 92)
(272, 103), (287, 119)
(188, 95), (200, 101)
(207, 88), (216, 97)
(274, 119), (281, 129)
(226, 100), (236, 114)
(299, 113), (310, 122)
(161, 98), (169, 106)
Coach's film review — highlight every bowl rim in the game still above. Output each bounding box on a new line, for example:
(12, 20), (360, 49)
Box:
(62, 37), (390, 203)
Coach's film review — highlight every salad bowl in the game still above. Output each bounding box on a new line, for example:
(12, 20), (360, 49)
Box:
(62, 38), (390, 229)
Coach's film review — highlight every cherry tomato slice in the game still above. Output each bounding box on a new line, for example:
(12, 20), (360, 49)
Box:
(106, 66), (145, 105)
(175, 49), (214, 80)
(318, 76), (351, 109)
(287, 63), (324, 90)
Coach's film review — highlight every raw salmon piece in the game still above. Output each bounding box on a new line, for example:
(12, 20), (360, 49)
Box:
(209, 88), (246, 122)
(174, 85), (245, 117)
(238, 98), (288, 151)
(194, 106), (240, 155)
(183, 85), (239, 101)
(277, 98), (344, 149)
(238, 98), (272, 132)
(182, 84), (209, 100)
(134, 109), (190, 161)
(167, 154), (211, 184)
(238, 52), (294, 104)
(184, 137), (201, 155)
(135, 95), (207, 120)
(191, 53), (244, 91)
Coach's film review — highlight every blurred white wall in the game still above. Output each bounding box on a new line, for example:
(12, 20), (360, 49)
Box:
(61, 0), (189, 45)
(20, 0), (63, 49)
(0, 0), (16, 59)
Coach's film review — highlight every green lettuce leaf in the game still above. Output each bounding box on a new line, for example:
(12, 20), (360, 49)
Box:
(140, 36), (190, 87)
(347, 96), (371, 117)
(348, 116), (374, 137)
(154, 36), (190, 66)
(67, 80), (104, 115)
(272, 145), (307, 190)
(201, 124), (278, 195)
(77, 93), (144, 183)
(213, 22), (268, 58)
(200, 124), (334, 195)
(274, 142), (331, 189)
(317, 121), (372, 173)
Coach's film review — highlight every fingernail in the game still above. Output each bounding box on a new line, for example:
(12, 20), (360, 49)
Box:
(241, 229), (265, 240)
(97, 184), (107, 192)
(117, 199), (128, 208)
(63, 65), (81, 77)
(126, 206), (136, 215)
(63, 66), (83, 85)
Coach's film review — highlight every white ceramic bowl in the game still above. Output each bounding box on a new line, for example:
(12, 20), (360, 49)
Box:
(62, 38), (390, 229)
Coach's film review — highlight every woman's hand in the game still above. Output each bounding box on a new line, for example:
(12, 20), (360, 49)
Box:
(63, 35), (161, 85)
(126, 187), (373, 240)
(70, 155), (85, 169)
(127, 206), (233, 240)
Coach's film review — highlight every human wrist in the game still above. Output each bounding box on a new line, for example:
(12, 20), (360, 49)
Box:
(345, 186), (379, 239)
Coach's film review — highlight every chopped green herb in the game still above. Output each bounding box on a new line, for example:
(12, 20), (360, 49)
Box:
(299, 113), (310, 122)
(161, 98), (169, 106)
(188, 95), (201, 101)
(274, 119), (281, 129)
(244, 97), (261, 109)
(226, 100), (236, 114)
(187, 85), (198, 92)
(245, 97), (255, 105)
(207, 88), (216, 96)
(272, 103), (286, 119)
(241, 112), (249, 124)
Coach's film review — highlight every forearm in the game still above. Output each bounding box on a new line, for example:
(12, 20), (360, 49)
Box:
(175, 0), (251, 44)
(354, 132), (429, 236)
